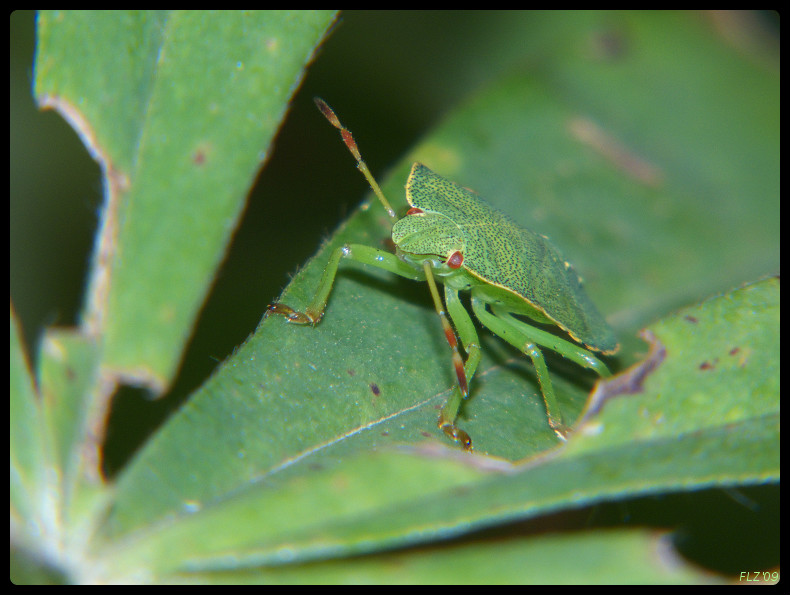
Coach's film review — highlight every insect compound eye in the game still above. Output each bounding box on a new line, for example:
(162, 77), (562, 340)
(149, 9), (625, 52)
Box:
(447, 251), (464, 269)
(406, 207), (424, 215)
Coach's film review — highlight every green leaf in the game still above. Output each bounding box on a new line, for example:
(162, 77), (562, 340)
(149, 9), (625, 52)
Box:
(13, 10), (778, 583)
(97, 279), (777, 580)
(15, 9), (338, 582)
(34, 10), (336, 389)
(101, 13), (776, 582)
(175, 529), (712, 584)
(10, 306), (47, 525)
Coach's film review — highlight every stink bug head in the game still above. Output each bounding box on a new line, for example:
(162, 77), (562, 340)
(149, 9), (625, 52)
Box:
(391, 208), (466, 266)
(266, 99), (619, 452)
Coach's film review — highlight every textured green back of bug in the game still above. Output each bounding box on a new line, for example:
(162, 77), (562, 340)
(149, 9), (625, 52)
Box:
(405, 163), (617, 354)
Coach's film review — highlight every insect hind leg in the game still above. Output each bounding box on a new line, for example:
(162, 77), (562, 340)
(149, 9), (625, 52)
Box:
(470, 294), (583, 439)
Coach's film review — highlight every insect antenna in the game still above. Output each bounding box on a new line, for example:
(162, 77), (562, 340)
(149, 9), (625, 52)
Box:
(314, 97), (397, 222)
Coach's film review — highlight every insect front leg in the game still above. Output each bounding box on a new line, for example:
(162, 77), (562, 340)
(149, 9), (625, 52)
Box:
(266, 244), (423, 324)
(420, 264), (473, 450)
(437, 285), (482, 451)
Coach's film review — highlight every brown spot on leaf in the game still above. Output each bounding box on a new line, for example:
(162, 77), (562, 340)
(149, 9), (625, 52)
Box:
(578, 329), (666, 425)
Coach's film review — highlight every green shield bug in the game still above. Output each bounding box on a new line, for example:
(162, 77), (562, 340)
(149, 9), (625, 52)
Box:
(267, 98), (619, 451)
